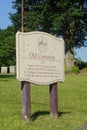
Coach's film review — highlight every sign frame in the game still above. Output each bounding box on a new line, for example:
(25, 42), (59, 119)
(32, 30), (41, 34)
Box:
(16, 31), (64, 85)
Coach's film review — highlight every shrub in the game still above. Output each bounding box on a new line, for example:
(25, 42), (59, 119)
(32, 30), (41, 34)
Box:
(71, 66), (79, 74)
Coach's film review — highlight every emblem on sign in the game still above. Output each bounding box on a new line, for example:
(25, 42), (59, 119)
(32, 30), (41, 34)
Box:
(38, 36), (47, 52)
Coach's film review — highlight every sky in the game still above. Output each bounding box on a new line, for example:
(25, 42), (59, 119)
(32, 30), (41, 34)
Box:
(0, 0), (15, 29)
(0, 0), (87, 62)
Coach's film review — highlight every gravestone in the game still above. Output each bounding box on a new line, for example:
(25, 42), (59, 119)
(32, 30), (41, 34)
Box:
(1, 67), (7, 74)
(10, 66), (16, 74)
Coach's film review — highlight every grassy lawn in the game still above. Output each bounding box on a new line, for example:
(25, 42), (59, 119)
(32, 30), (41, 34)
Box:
(0, 74), (87, 130)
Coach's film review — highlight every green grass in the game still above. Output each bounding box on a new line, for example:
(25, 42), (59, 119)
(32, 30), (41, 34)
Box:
(0, 75), (87, 130)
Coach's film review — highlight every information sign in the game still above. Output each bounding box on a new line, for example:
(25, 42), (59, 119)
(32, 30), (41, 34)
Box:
(16, 31), (64, 85)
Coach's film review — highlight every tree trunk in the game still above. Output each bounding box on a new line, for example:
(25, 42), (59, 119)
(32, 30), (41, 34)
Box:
(65, 47), (74, 72)
(65, 38), (74, 72)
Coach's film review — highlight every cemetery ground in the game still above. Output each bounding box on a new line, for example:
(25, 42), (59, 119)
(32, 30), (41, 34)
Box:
(0, 70), (87, 130)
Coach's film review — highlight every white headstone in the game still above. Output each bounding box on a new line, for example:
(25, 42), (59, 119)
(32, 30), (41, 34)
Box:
(1, 67), (7, 74)
(10, 66), (16, 74)
(16, 31), (65, 85)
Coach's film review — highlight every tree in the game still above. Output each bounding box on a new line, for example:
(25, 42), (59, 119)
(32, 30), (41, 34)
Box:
(56, 0), (87, 71)
(10, 0), (87, 71)
(0, 26), (15, 66)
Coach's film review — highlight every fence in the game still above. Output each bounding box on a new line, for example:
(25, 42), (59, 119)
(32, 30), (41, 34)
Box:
(0, 65), (16, 75)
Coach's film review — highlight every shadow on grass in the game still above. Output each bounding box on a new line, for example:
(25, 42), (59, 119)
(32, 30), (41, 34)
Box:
(0, 74), (16, 78)
(31, 111), (50, 121)
(58, 111), (71, 116)
(0, 75), (16, 81)
(31, 111), (70, 121)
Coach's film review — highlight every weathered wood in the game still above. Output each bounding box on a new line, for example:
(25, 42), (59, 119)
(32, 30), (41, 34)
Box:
(21, 81), (31, 121)
(21, 0), (31, 121)
(49, 83), (58, 118)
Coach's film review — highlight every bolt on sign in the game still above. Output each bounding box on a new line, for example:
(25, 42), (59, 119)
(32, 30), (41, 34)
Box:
(16, 31), (65, 85)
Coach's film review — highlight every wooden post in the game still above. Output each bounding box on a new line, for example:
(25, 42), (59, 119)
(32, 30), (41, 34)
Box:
(21, 82), (31, 120)
(21, 0), (31, 121)
(49, 82), (58, 118)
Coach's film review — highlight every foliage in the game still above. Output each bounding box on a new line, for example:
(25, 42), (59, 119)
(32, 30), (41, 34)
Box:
(0, 1), (87, 67)
(0, 75), (87, 130)
(9, 0), (87, 71)
(75, 58), (87, 69)
(71, 66), (79, 74)
(0, 26), (16, 66)
(10, 0), (87, 47)
(65, 65), (79, 74)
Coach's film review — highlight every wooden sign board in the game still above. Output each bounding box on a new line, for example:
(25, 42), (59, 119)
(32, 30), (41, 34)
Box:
(16, 31), (64, 85)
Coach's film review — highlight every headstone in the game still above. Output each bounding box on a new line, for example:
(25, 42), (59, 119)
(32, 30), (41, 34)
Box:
(1, 67), (7, 74)
(16, 31), (64, 85)
(10, 66), (16, 74)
